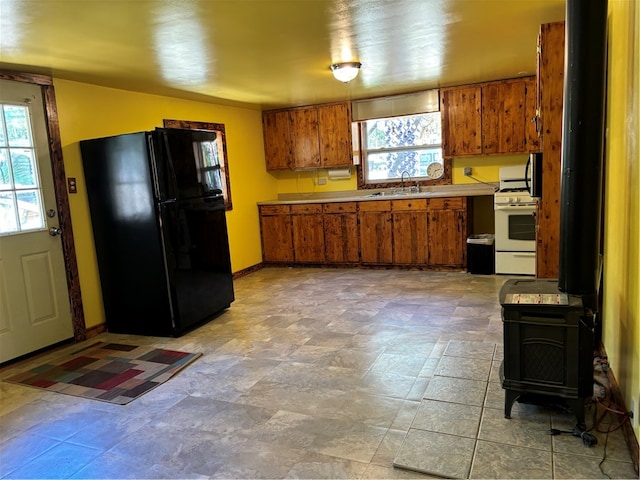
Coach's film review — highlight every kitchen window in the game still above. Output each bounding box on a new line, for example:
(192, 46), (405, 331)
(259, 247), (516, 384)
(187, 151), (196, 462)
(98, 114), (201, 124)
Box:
(360, 112), (444, 184)
(352, 90), (451, 189)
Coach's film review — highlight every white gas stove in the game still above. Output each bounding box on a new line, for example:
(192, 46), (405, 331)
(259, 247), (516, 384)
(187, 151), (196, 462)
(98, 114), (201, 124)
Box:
(494, 165), (537, 275)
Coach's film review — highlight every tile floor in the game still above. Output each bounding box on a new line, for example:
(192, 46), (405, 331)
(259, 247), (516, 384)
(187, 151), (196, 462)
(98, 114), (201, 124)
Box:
(0, 267), (637, 479)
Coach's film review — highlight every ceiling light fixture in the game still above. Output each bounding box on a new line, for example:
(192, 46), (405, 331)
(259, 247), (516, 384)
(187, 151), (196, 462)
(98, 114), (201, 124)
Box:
(330, 62), (362, 83)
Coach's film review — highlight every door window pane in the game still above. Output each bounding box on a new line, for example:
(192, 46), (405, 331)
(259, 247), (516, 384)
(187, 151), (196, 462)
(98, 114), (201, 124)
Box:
(3, 105), (32, 147)
(0, 103), (45, 235)
(17, 190), (44, 230)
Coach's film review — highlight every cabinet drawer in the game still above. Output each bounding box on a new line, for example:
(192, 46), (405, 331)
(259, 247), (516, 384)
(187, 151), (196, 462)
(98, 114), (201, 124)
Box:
(291, 203), (322, 214)
(323, 202), (357, 214)
(358, 200), (391, 212)
(428, 197), (465, 210)
(260, 205), (291, 215)
(391, 199), (428, 211)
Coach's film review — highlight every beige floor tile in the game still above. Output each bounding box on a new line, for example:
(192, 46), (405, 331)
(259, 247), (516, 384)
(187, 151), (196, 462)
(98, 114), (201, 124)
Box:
(470, 440), (553, 479)
(1, 267), (633, 480)
(393, 428), (476, 478)
(411, 399), (482, 438)
(423, 375), (488, 406)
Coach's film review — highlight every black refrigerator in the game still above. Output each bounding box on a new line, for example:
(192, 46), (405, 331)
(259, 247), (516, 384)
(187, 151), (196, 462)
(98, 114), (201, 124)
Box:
(80, 128), (234, 336)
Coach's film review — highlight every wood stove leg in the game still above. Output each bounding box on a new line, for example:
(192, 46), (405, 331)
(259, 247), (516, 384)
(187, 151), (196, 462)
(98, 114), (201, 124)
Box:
(504, 389), (521, 419)
(568, 397), (587, 431)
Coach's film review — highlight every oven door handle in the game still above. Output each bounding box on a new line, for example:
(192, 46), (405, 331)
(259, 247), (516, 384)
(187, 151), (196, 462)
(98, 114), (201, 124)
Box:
(494, 204), (537, 210)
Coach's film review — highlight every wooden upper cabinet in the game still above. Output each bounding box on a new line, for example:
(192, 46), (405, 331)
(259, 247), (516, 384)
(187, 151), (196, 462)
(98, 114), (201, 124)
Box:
(536, 21), (566, 279)
(441, 85), (482, 157)
(289, 107), (321, 169)
(318, 103), (353, 168)
(482, 80), (527, 154)
(442, 77), (537, 157)
(263, 102), (352, 171)
(524, 77), (540, 152)
(262, 110), (293, 170)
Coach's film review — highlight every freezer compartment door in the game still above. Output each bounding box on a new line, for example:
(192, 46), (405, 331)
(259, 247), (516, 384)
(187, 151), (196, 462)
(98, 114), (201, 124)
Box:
(160, 197), (234, 332)
(153, 128), (226, 202)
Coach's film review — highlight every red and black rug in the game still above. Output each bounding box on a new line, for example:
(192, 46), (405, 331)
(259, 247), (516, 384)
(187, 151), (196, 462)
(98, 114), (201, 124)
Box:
(3, 342), (201, 404)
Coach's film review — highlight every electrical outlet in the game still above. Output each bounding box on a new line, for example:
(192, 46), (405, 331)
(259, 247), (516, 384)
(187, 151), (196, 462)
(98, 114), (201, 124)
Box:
(464, 167), (472, 176)
(317, 177), (327, 185)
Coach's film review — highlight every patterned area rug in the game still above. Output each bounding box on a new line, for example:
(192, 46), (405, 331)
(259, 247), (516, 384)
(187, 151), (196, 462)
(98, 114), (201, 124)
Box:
(3, 342), (201, 405)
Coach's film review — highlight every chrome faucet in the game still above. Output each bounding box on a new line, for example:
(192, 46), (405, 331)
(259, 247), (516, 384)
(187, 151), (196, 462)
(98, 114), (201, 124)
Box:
(400, 170), (411, 192)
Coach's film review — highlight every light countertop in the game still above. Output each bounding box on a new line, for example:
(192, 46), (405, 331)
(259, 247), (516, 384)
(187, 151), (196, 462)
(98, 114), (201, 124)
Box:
(257, 183), (498, 205)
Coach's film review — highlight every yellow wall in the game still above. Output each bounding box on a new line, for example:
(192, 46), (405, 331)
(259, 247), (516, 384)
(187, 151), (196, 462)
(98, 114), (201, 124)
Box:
(54, 79), (276, 329)
(603, 0), (639, 440)
(270, 153), (530, 194)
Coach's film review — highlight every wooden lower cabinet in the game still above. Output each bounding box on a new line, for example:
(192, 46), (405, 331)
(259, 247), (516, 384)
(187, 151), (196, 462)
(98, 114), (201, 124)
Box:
(392, 199), (428, 265)
(359, 201), (393, 264)
(259, 205), (293, 262)
(259, 196), (469, 269)
(427, 198), (468, 267)
(291, 204), (325, 263)
(323, 202), (359, 264)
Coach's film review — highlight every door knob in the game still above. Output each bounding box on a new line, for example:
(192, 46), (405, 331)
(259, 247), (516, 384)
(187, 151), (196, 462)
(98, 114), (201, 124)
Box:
(49, 226), (62, 236)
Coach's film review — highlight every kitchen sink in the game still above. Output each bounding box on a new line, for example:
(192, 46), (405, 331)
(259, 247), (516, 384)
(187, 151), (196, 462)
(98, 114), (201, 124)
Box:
(366, 190), (434, 198)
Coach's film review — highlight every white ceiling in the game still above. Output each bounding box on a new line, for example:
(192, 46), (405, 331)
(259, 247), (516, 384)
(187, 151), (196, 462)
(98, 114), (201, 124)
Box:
(0, 0), (566, 109)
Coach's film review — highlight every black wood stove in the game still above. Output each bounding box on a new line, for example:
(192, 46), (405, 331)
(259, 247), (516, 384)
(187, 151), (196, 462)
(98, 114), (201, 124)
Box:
(500, 279), (594, 428)
(500, 0), (607, 433)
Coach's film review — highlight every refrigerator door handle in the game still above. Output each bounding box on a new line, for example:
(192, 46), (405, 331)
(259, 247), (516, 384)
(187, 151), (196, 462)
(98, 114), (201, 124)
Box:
(147, 133), (164, 201)
(160, 129), (180, 202)
(157, 203), (178, 332)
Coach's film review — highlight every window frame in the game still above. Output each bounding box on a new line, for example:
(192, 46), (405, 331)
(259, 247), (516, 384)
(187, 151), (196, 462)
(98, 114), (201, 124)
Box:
(355, 112), (452, 190)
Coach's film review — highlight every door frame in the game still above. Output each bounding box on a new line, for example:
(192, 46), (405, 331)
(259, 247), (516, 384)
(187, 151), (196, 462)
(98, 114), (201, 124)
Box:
(1, 70), (86, 342)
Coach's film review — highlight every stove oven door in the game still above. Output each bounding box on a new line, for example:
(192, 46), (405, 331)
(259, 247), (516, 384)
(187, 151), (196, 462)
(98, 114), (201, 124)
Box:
(494, 203), (536, 275)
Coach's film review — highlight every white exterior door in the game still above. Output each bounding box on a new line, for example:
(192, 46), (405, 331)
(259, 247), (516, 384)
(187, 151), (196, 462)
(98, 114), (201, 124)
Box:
(0, 79), (73, 363)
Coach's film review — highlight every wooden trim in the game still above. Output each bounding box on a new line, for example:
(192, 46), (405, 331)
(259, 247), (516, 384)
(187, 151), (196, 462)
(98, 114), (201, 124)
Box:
(597, 346), (640, 476)
(85, 323), (108, 339)
(232, 263), (263, 279)
(0, 70), (87, 342)
(0, 70), (53, 86)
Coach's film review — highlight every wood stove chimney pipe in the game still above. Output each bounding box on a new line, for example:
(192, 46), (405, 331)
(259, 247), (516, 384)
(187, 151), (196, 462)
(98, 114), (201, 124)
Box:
(558, 0), (608, 307)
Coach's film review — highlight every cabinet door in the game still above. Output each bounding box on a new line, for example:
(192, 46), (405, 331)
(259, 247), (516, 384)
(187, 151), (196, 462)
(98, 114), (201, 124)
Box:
(291, 204), (325, 263)
(537, 22), (565, 279)
(524, 77), (540, 152)
(359, 202), (393, 264)
(482, 80), (527, 154)
(263, 110), (293, 170)
(290, 107), (321, 169)
(441, 86), (482, 157)
(427, 198), (467, 267)
(427, 208), (466, 266)
(392, 210), (428, 265)
(318, 103), (353, 168)
(259, 207), (293, 262)
(324, 213), (359, 263)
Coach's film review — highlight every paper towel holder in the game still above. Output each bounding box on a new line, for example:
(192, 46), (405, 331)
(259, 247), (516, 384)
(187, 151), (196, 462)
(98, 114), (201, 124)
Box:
(327, 167), (351, 180)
